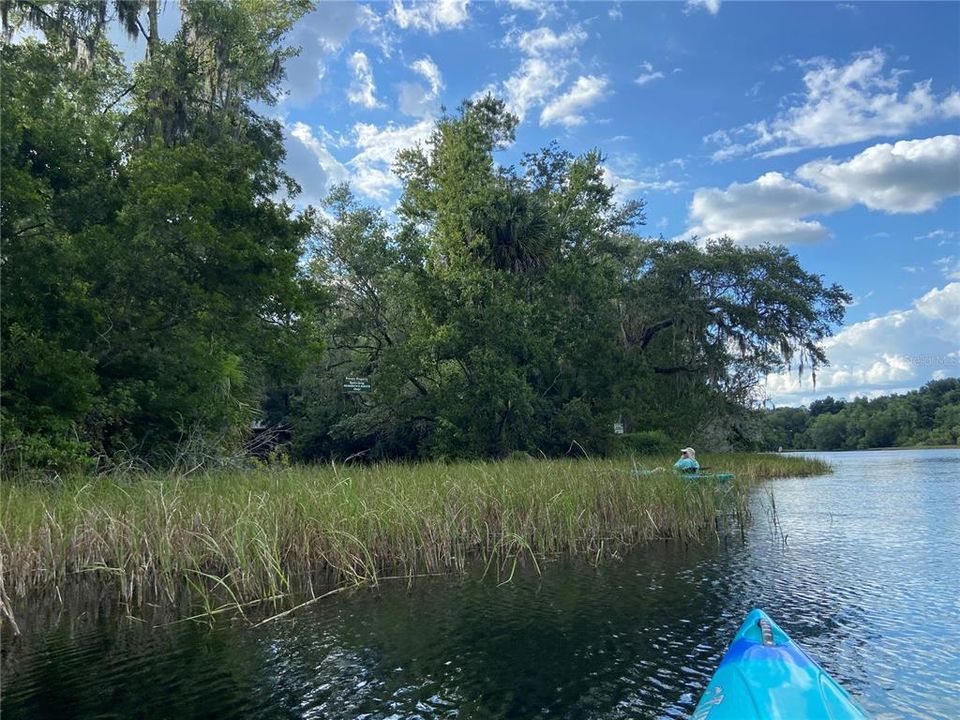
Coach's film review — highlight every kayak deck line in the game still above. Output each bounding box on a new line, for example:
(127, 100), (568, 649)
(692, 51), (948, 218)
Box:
(758, 617), (775, 647)
(692, 608), (870, 719)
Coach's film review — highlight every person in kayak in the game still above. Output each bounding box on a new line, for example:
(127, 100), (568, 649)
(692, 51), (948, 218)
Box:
(674, 447), (700, 473)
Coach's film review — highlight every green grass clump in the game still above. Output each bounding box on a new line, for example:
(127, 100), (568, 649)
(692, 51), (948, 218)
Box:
(0, 453), (827, 616)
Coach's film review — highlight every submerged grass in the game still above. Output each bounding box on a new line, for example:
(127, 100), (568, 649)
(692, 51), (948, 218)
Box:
(0, 453), (828, 624)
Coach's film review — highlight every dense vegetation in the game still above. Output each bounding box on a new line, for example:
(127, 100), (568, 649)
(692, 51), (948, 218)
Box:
(1, 454), (830, 620)
(2, 1), (852, 474)
(758, 379), (960, 450)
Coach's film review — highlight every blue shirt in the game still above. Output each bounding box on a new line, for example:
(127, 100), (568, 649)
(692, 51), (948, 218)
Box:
(674, 457), (700, 472)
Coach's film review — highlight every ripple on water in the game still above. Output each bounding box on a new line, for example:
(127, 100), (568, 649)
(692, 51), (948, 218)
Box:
(3, 449), (959, 719)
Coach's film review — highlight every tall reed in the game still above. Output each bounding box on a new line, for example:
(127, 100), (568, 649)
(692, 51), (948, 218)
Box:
(1, 454), (828, 619)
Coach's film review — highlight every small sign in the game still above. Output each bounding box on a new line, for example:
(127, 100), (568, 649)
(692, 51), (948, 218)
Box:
(343, 376), (372, 393)
(613, 422), (624, 435)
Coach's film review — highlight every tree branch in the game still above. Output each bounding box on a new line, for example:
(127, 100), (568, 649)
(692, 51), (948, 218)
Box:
(653, 365), (696, 375)
(639, 318), (675, 350)
(102, 82), (136, 113)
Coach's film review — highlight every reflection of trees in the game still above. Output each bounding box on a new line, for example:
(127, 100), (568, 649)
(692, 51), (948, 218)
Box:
(5, 536), (872, 719)
(2, 585), (288, 720)
(257, 544), (736, 718)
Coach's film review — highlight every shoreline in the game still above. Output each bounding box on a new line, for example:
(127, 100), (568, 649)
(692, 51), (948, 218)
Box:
(778, 445), (958, 453)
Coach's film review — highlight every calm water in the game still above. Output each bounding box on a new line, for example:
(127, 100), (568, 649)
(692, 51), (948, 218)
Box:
(3, 449), (958, 719)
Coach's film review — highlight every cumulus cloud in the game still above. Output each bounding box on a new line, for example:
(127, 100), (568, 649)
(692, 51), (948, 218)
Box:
(681, 135), (960, 246)
(635, 61), (665, 86)
(795, 135), (960, 213)
(682, 172), (843, 246)
(398, 56), (444, 117)
(514, 25), (587, 55)
(348, 119), (436, 200)
(496, 23), (588, 124)
(540, 75), (610, 127)
(390, 0), (470, 33)
(707, 49), (960, 160)
(284, 116), (435, 206)
(284, 122), (350, 206)
(685, 0), (721, 15)
(504, 57), (567, 122)
(281, 3), (382, 107)
(346, 51), (382, 109)
(764, 283), (960, 405)
(501, 0), (557, 20)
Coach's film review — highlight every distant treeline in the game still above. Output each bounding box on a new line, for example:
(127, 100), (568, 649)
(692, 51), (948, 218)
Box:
(758, 379), (960, 450)
(2, 2), (851, 474)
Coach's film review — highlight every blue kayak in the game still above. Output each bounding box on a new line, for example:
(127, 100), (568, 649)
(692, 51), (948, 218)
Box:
(631, 470), (734, 481)
(693, 609), (869, 719)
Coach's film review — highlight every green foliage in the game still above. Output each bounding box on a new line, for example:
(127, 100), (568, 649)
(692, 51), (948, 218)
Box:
(614, 430), (673, 456)
(757, 380), (960, 450)
(295, 99), (850, 462)
(2, 3), (317, 473)
(3, 9), (854, 471)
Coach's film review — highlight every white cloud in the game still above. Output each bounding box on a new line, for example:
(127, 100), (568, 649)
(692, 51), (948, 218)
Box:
(390, 0), (470, 33)
(504, 57), (567, 122)
(284, 116), (436, 205)
(346, 51), (382, 109)
(635, 61), (665, 86)
(609, 3), (623, 20)
(765, 283), (960, 405)
(707, 49), (960, 160)
(540, 75), (610, 127)
(602, 155), (685, 203)
(514, 25), (587, 56)
(682, 172), (843, 246)
(934, 257), (960, 280)
(348, 119), (436, 200)
(496, 23), (589, 124)
(281, 3), (382, 107)
(685, 0), (721, 15)
(915, 229), (957, 242)
(914, 282), (960, 328)
(412, 57), (443, 97)
(398, 56), (444, 117)
(500, 0), (557, 21)
(795, 135), (960, 213)
(285, 122), (350, 206)
(681, 136), (960, 246)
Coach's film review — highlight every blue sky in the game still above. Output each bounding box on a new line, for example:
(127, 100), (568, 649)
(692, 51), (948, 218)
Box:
(126, 0), (959, 407)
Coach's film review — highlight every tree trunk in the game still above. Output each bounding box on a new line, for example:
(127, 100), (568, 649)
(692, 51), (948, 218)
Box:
(147, 0), (158, 57)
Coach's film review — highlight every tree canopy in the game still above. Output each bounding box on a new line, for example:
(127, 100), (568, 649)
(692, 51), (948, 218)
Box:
(759, 379), (960, 450)
(291, 98), (852, 461)
(1, 5), (864, 474)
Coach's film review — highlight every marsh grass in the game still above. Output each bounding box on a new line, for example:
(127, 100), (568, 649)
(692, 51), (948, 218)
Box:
(1, 453), (828, 626)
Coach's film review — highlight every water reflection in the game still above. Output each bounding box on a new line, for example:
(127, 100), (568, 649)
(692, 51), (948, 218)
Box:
(3, 449), (958, 719)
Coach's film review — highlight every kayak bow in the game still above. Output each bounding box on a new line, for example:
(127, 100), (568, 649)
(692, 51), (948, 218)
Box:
(693, 608), (869, 719)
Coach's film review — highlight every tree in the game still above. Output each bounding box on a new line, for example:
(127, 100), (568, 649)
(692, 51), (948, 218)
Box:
(809, 396), (846, 417)
(297, 99), (851, 460)
(807, 412), (847, 450)
(2, 2), (318, 471)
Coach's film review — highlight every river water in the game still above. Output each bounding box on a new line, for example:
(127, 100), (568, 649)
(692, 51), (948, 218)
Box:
(3, 449), (958, 719)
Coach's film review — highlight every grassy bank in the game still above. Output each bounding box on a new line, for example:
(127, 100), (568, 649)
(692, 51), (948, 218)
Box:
(1, 454), (828, 624)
